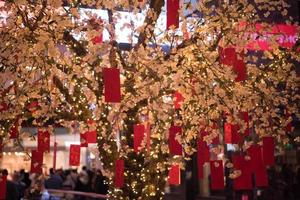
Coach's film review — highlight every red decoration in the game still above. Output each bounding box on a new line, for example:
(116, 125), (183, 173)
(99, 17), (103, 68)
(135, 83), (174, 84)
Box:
(31, 150), (43, 174)
(168, 165), (181, 185)
(103, 68), (121, 103)
(224, 123), (241, 144)
(285, 112), (292, 133)
(248, 145), (268, 187)
(0, 175), (7, 199)
(232, 155), (252, 190)
(233, 59), (247, 82)
(115, 159), (124, 188)
(0, 102), (8, 112)
(173, 91), (184, 109)
(9, 121), (19, 139)
(80, 132), (88, 147)
(197, 138), (210, 179)
(239, 112), (250, 136)
(134, 124), (145, 153)
(69, 145), (81, 166)
(169, 126), (182, 155)
(262, 137), (275, 166)
(37, 130), (50, 153)
(210, 160), (224, 190)
(27, 101), (39, 113)
(201, 129), (219, 145)
(219, 47), (237, 66)
(167, 0), (179, 29)
(86, 130), (97, 143)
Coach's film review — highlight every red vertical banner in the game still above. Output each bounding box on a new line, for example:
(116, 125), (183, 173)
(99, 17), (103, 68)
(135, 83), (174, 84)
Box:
(210, 160), (224, 190)
(115, 159), (124, 188)
(233, 60), (247, 82)
(69, 145), (81, 166)
(201, 129), (219, 145)
(31, 150), (43, 174)
(103, 68), (121, 103)
(262, 137), (275, 166)
(169, 126), (182, 155)
(232, 155), (252, 190)
(80, 132), (88, 147)
(224, 123), (241, 144)
(0, 175), (7, 199)
(37, 130), (50, 153)
(134, 124), (145, 153)
(53, 142), (57, 171)
(173, 91), (184, 109)
(248, 145), (268, 187)
(167, 0), (179, 29)
(197, 139), (210, 179)
(168, 165), (181, 185)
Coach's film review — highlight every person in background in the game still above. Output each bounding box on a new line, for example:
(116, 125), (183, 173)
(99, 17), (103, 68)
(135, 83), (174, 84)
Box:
(44, 168), (63, 189)
(92, 169), (108, 195)
(12, 171), (26, 199)
(1, 169), (19, 200)
(21, 172), (32, 189)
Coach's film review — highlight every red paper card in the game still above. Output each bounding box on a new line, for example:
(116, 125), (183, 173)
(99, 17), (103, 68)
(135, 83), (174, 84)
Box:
(173, 91), (184, 109)
(167, 0), (179, 29)
(224, 123), (241, 144)
(134, 124), (145, 153)
(80, 132), (88, 147)
(239, 112), (250, 136)
(248, 145), (268, 187)
(219, 47), (237, 66)
(197, 139), (210, 179)
(262, 137), (275, 166)
(9, 121), (18, 139)
(103, 68), (121, 103)
(115, 159), (124, 188)
(232, 155), (252, 190)
(0, 175), (7, 199)
(86, 130), (97, 143)
(210, 160), (224, 190)
(31, 150), (43, 174)
(69, 145), (81, 166)
(37, 130), (50, 153)
(169, 126), (182, 155)
(233, 59), (247, 82)
(168, 165), (181, 185)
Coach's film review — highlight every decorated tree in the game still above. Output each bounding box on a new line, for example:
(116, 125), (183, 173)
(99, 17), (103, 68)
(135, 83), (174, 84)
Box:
(0, 0), (299, 200)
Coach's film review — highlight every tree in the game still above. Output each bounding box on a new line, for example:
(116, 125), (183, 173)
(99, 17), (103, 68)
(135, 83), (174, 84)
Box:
(0, 0), (299, 199)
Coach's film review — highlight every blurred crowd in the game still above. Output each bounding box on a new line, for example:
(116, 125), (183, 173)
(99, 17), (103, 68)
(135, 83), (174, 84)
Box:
(0, 166), (108, 200)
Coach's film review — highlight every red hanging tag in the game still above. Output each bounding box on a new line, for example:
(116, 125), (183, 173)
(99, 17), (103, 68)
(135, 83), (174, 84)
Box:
(232, 155), (252, 190)
(86, 130), (97, 143)
(169, 126), (182, 155)
(0, 175), (7, 199)
(9, 121), (19, 139)
(103, 68), (121, 103)
(115, 159), (124, 188)
(80, 132), (88, 147)
(134, 124), (145, 153)
(233, 60), (247, 82)
(197, 138), (210, 179)
(210, 160), (224, 190)
(69, 145), (81, 166)
(31, 150), (43, 174)
(167, 0), (179, 29)
(224, 123), (241, 144)
(37, 130), (50, 153)
(173, 91), (184, 109)
(168, 165), (181, 185)
(239, 112), (250, 136)
(262, 137), (275, 166)
(248, 145), (268, 187)
(219, 47), (237, 66)
(285, 112), (292, 133)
